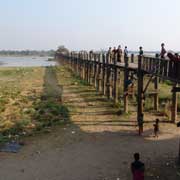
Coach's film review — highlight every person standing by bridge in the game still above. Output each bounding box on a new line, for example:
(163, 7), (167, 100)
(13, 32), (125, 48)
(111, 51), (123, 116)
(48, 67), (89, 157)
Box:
(139, 46), (143, 56)
(112, 47), (117, 63)
(124, 46), (128, 58)
(117, 45), (123, 62)
(107, 47), (112, 63)
(160, 43), (166, 59)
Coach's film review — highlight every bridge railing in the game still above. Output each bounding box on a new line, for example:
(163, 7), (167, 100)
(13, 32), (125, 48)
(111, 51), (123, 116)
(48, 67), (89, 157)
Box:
(56, 51), (180, 83)
(142, 56), (180, 82)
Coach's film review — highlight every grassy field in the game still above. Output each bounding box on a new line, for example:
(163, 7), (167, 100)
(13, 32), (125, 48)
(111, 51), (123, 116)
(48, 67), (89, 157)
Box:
(0, 67), (69, 143)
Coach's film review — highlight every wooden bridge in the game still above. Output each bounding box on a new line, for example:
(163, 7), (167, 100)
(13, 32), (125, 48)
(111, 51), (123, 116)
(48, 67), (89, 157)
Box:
(55, 51), (180, 134)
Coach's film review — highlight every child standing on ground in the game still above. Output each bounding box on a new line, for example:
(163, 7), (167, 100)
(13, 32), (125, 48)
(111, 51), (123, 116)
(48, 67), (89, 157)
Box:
(153, 119), (159, 137)
(131, 153), (145, 180)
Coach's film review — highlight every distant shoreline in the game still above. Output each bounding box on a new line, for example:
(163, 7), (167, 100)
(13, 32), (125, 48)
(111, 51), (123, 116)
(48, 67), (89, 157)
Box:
(0, 55), (53, 57)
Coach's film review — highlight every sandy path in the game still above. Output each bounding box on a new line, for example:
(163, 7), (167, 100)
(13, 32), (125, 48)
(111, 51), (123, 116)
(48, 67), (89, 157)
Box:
(0, 67), (180, 180)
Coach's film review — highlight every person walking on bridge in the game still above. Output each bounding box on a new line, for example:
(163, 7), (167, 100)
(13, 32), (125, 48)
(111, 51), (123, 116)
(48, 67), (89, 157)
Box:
(117, 45), (123, 62)
(112, 47), (117, 63)
(107, 47), (112, 63)
(139, 46), (143, 56)
(160, 43), (166, 58)
(124, 46), (128, 58)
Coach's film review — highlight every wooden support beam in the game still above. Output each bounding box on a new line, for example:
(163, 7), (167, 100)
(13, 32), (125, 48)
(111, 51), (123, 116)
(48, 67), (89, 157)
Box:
(124, 56), (129, 112)
(154, 77), (159, 111)
(171, 83), (178, 123)
(93, 55), (97, 88)
(137, 55), (144, 135)
(96, 54), (101, 92)
(113, 58), (118, 104)
(131, 54), (134, 63)
(102, 54), (106, 95)
(106, 56), (111, 99)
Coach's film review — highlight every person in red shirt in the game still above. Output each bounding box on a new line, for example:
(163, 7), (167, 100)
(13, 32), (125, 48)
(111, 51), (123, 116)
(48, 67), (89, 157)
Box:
(131, 153), (145, 180)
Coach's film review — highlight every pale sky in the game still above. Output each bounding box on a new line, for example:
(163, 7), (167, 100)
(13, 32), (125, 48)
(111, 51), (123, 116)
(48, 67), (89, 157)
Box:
(0, 0), (180, 51)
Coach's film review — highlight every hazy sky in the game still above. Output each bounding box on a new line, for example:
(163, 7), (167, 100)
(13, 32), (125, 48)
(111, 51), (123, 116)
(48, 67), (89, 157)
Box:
(0, 0), (180, 51)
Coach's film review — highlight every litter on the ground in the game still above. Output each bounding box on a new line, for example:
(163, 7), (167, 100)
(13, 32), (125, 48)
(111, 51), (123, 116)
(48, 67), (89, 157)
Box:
(0, 142), (22, 153)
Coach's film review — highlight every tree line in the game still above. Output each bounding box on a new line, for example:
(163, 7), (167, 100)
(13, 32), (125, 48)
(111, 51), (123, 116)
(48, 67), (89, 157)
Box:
(0, 50), (55, 57)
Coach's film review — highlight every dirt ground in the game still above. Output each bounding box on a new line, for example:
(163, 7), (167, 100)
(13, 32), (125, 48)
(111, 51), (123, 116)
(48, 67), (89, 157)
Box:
(0, 66), (180, 180)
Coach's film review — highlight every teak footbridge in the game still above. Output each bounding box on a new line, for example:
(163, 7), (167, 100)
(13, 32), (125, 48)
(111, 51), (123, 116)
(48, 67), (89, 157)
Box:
(55, 51), (180, 134)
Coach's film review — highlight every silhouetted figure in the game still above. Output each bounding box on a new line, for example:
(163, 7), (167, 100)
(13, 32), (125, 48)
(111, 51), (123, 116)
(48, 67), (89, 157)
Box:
(175, 53), (180, 58)
(131, 153), (145, 180)
(160, 43), (166, 58)
(139, 46), (143, 56)
(167, 52), (180, 78)
(117, 45), (123, 62)
(124, 46), (128, 58)
(107, 47), (112, 63)
(112, 47), (117, 63)
(153, 118), (159, 137)
(155, 53), (159, 58)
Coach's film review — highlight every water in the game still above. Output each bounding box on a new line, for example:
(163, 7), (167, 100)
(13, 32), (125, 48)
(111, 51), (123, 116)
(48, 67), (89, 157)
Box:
(0, 56), (57, 67)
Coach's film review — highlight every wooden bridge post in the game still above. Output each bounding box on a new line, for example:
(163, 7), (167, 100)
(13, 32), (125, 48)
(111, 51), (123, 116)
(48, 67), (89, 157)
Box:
(82, 53), (85, 80)
(154, 77), (159, 111)
(86, 53), (90, 84)
(73, 54), (76, 73)
(84, 53), (88, 82)
(137, 55), (144, 135)
(113, 56), (118, 104)
(77, 53), (80, 75)
(89, 53), (92, 85)
(96, 54), (101, 92)
(131, 54), (134, 63)
(106, 54), (111, 99)
(79, 53), (82, 78)
(70, 52), (73, 69)
(124, 56), (129, 112)
(93, 54), (97, 88)
(102, 54), (106, 95)
(171, 83), (178, 123)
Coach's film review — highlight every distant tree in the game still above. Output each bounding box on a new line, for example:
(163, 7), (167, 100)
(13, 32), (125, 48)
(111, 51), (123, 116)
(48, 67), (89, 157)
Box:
(56, 45), (69, 55)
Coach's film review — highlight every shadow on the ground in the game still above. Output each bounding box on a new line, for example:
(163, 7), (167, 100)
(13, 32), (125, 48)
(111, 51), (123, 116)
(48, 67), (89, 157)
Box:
(32, 67), (70, 130)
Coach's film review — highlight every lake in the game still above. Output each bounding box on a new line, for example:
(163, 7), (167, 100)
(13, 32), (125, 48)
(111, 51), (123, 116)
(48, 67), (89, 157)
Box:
(0, 56), (57, 67)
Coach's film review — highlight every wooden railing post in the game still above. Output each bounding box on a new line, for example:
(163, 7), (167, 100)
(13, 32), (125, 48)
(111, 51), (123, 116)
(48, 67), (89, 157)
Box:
(137, 55), (144, 135)
(131, 54), (134, 63)
(89, 53), (92, 85)
(93, 54), (97, 88)
(106, 54), (111, 99)
(96, 54), (101, 92)
(171, 83), (178, 123)
(113, 56), (118, 104)
(154, 77), (159, 111)
(124, 56), (129, 112)
(102, 54), (106, 95)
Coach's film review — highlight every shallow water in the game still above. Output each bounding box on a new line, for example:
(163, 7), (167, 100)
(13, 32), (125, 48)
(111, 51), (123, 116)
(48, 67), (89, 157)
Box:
(0, 56), (57, 67)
